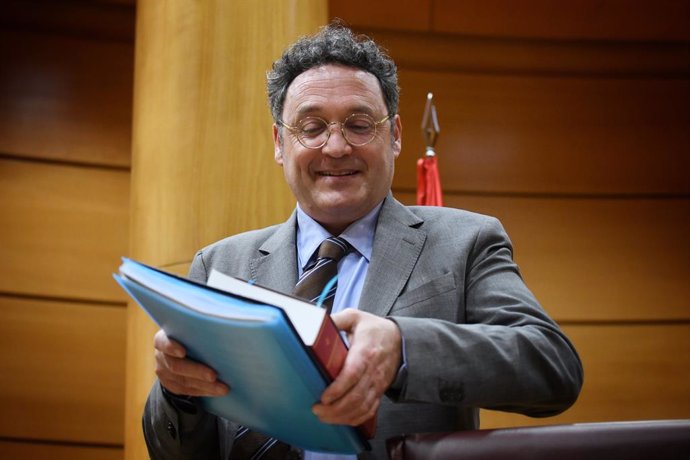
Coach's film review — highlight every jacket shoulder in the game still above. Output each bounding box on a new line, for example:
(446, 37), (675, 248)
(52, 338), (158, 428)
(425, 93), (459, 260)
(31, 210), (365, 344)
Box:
(406, 205), (502, 232)
(188, 223), (284, 282)
(202, 224), (282, 255)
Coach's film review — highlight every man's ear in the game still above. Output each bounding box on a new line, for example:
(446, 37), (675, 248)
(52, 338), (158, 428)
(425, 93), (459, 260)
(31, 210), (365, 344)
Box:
(392, 114), (402, 159)
(273, 124), (283, 165)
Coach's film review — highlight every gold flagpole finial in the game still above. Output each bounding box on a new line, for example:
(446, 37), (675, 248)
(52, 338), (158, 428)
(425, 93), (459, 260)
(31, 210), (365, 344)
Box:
(421, 92), (440, 157)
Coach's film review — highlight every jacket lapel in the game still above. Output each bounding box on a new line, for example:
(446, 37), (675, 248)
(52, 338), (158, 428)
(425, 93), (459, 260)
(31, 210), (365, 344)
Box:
(248, 211), (299, 294)
(359, 195), (426, 317)
(247, 197), (426, 316)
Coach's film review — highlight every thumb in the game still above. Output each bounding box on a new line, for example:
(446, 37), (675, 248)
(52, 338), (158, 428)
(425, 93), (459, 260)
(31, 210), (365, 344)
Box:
(330, 308), (360, 333)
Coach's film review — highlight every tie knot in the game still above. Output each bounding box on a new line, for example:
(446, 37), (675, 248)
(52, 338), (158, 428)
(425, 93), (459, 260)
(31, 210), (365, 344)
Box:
(317, 236), (350, 262)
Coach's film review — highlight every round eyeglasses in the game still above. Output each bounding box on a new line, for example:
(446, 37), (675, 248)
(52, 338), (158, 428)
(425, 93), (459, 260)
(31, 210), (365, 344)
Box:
(279, 113), (392, 149)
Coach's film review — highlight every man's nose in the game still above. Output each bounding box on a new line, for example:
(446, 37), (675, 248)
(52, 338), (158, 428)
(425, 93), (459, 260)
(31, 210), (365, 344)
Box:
(321, 122), (351, 157)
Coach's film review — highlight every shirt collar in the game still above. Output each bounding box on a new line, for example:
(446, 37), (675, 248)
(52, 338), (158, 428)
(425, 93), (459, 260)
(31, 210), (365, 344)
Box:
(296, 201), (383, 270)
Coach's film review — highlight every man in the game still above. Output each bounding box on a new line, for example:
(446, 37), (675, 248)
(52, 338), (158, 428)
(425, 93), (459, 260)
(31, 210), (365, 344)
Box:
(143, 24), (583, 459)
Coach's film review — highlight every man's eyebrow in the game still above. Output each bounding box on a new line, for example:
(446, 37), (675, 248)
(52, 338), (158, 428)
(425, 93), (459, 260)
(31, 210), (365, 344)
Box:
(292, 104), (377, 119)
(348, 105), (376, 116)
(294, 104), (320, 117)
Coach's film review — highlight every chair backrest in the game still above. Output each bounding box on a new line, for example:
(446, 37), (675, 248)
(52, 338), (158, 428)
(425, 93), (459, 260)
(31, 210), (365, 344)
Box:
(386, 420), (690, 460)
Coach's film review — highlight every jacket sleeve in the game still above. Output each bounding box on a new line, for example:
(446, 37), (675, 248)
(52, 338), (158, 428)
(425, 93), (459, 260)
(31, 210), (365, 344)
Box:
(390, 216), (583, 417)
(142, 381), (225, 459)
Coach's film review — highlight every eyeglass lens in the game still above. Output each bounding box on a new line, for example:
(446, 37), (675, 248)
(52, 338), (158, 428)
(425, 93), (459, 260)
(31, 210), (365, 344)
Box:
(297, 114), (379, 148)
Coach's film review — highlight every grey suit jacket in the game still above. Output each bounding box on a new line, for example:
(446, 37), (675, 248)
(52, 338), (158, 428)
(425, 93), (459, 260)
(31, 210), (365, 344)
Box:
(143, 195), (583, 459)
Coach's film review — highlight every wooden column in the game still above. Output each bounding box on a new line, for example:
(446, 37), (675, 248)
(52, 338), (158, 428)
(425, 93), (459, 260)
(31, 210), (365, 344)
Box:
(125, 2), (328, 458)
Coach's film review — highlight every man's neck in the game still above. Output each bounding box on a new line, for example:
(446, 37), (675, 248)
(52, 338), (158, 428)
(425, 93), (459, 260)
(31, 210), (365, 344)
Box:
(300, 203), (388, 236)
(297, 201), (385, 236)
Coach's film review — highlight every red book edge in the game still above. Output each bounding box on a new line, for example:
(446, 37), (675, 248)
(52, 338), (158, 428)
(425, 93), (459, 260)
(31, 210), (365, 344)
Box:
(309, 316), (377, 439)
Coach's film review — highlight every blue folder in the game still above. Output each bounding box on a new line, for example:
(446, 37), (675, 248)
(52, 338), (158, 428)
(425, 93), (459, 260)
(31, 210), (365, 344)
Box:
(114, 258), (369, 454)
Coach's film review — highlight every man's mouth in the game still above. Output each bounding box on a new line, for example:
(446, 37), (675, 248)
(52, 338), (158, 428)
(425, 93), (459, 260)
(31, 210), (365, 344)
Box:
(318, 170), (357, 177)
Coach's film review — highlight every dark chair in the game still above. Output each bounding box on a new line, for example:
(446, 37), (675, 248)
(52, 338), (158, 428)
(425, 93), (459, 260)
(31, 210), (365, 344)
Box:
(387, 420), (690, 460)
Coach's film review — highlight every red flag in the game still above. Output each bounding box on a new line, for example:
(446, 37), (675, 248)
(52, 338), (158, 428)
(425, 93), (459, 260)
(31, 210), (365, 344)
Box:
(416, 155), (443, 206)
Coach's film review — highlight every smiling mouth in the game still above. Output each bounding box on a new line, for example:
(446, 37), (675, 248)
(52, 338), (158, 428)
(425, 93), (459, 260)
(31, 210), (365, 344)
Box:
(318, 170), (357, 177)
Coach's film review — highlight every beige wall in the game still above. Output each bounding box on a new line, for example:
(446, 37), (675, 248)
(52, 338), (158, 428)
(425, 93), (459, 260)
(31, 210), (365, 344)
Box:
(0, 0), (687, 458)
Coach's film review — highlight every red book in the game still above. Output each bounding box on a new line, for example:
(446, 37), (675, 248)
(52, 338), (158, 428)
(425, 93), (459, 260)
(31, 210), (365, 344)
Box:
(310, 317), (377, 438)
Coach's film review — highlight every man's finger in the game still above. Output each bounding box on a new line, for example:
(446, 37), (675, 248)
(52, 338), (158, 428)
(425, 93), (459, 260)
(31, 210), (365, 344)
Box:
(330, 309), (358, 332)
(313, 377), (379, 425)
(153, 329), (186, 358)
(161, 376), (229, 398)
(319, 349), (366, 405)
(156, 351), (218, 382)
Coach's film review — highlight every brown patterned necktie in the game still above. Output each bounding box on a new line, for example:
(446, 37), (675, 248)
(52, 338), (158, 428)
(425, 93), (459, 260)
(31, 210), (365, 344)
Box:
(229, 426), (294, 460)
(229, 237), (350, 459)
(293, 236), (351, 313)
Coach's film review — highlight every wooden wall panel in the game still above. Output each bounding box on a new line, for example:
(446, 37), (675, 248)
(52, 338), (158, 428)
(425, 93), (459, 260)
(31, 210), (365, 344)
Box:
(0, 296), (125, 444)
(0, 29), (133, 167)
(394, 192), (690, 322)
(127, 1), (302, 266)
(329, 0), (431, 31)
(368, 30), (690, 76)
(433, 0), (690, 41)
(3, 0), (135, 41)
(481, 324), (690, 428)
(331, 0), (690, 41)
(392, 71), (690, 195)
(0, 158), (130, 302)
(0, 441), (122, 460)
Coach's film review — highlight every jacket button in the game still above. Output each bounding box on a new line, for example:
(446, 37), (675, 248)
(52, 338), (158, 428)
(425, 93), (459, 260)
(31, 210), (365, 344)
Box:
(166, 421), (177, 439)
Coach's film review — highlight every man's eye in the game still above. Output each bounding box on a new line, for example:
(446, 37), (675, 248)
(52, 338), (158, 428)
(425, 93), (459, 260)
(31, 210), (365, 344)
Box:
(300, 122), (325, 136)
(346, 122), (373, 133)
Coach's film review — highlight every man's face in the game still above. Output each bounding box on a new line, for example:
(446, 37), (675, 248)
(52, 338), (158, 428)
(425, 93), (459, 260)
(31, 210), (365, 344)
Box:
(273, 64), (402, 235)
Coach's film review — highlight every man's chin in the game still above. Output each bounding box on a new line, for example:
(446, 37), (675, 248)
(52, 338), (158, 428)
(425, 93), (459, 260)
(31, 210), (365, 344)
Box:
(313, 191), (359, 209)
(308, 197), (371, 230)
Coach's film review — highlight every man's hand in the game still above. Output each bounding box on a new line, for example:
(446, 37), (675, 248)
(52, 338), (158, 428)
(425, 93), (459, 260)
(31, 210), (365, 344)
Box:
(312, 309), (402, 426)
(154, 329), (229, 397)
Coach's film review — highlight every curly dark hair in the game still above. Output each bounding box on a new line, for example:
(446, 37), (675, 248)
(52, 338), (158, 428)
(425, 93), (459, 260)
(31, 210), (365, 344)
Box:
(267, 22), (399, 123)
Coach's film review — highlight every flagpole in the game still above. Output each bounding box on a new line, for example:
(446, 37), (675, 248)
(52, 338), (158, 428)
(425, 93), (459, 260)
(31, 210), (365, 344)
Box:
(417, 92), (444, 206)
(422, 92), (440, 156)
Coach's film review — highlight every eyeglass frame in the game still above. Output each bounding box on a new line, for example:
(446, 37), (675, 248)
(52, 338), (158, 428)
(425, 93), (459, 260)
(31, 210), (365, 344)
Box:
(277, 113), (393, 149)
